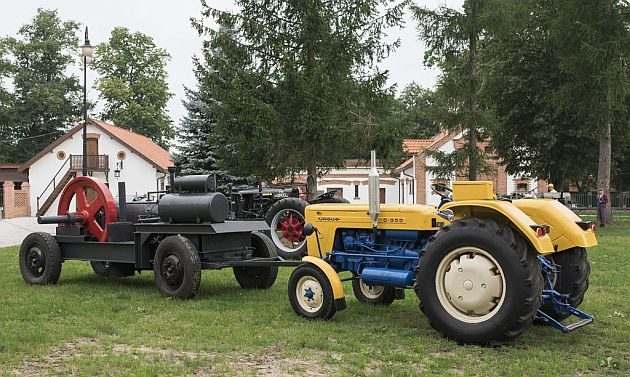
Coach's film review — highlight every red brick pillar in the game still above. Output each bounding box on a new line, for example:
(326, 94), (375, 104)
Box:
(21, 182), (31, 216)
(3, 181), (15, 219)
(415, 155), (426, 205)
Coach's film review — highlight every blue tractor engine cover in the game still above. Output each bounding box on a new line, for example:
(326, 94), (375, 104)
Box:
(325, 229), (432, 288)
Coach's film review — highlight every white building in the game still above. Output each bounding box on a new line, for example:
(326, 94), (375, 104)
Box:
(19, 118), (173, 216)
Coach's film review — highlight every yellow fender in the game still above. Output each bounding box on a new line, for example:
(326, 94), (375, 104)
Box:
(441, 200), (556, 255)
(512, 199), (598, 251)
(302, 256), (345, 300)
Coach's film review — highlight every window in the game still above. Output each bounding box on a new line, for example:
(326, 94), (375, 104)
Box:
(484, 146), (493, 154)
(516, 183), (529, 192)
(354, 184), (359, 198)
(56, 151), (66, 160)
(409, 181), (413, 195)
(379, 188), (386, 204)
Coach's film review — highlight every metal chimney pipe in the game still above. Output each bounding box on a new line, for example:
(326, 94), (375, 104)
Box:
(368, 150), (380, 230)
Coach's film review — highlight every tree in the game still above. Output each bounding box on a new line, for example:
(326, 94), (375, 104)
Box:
(0, 39), (15, 162)
(93, 27), (173, 148)
(390, 83), (440, 139)
(550, 0), (629, 224)
(481, 0), (599, 190)
(412, 0), (503, 180)
(1, 9), (82, 163)
(175, 84), (232, 184)
(195, 0), (409, 199)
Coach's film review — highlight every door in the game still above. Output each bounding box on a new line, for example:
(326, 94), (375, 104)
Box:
(86, 138), (99, 170)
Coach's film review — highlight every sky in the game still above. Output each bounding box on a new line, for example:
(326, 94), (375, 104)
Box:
(0, 0), (462, 128)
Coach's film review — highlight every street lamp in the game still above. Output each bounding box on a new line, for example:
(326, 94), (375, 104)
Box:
(79, 26), (94, 176)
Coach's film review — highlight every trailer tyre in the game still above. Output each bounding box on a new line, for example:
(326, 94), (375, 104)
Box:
(288, 264), (336, 320)
(19, 232), (62, 285)
(352, 278), (396, 305)
(233, 231), (279, 289)
(539, 247), (590, 321)
(265, 198), (308, 259)
(90, 262), (136, 277)
(416, 218), (543, 345)
(153, 235), (201, 299)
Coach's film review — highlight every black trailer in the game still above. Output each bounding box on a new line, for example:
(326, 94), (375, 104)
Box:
(19, 174), (302, 299)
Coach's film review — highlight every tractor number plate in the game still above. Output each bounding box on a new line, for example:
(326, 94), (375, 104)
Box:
(380, 217), (405, 224)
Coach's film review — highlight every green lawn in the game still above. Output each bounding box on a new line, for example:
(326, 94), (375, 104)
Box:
(1, 222), (629, 376)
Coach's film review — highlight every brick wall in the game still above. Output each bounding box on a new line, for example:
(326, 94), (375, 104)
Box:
(414, 154), (427, 204)
(2, 181), (31, 219)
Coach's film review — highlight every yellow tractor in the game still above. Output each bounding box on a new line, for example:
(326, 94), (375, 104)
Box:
(287, 152), (596, 345)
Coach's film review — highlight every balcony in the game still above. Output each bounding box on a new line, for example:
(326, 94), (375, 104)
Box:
(69, 154), (109, 172)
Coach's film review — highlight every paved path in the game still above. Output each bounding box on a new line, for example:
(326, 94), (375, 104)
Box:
(0, 217), (57, 248)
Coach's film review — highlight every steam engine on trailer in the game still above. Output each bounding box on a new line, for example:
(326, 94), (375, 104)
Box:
(19, 171), (285, 298)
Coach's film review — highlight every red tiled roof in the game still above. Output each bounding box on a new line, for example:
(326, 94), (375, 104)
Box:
(402, 130), (449, 154)
(20, 118), (173, 172)
(91, 119), (173, 171)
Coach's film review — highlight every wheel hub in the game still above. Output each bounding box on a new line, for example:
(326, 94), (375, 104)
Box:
(296, 276), (323, 313)
(281, 214), (304, 243)
(26, 247), (45, 277)
(161, 254), (183, 289)
(437, 247), (506, 323)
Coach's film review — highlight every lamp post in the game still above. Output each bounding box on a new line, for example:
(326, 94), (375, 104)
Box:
(79, 26), (94, 176)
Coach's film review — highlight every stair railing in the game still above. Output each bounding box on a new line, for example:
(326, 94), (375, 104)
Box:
(36, 156), (71, 213)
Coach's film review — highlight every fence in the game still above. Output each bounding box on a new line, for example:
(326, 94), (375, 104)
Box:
(571, 192), (630, 209)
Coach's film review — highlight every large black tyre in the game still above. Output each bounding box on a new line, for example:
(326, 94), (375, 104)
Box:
(265, 198), (308, 259)
(153, 235), (201, 299)
(19, 232), (62, 285)
(416, 218), (543, 345)
(233, 231), (279, 289)
(539, 247), (590, 321)
(90, 262), (136, 277)
(352, 278), (396, 305)
(288, 264), (336, 320)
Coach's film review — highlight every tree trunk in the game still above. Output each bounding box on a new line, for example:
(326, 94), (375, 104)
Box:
(306, 147), (317, 202)
(597, 119), (612, 225)
(467, 1), (478, 181)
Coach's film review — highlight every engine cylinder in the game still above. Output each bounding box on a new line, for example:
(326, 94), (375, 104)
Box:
(158, 193), (229, 223)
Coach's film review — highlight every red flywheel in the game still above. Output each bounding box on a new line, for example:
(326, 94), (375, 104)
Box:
(57, 176), (117, 242)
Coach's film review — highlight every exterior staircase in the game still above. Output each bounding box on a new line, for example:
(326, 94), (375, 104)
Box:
(36, 170), (75, 217)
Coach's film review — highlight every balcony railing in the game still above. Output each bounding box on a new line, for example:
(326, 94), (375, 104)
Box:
(69, 154), (109, 172)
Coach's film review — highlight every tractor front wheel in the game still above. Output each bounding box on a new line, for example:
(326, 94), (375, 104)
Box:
(416, 218), (543, 345)
(153, 235), (201, 299)
(233, 231), (279, 289)
(539, 247), (590, 321)
(352, 278), (396, 305)
(288, 264), (336, 320)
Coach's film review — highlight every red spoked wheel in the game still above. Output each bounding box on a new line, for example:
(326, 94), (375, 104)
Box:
(57, 176), (117, 242)
(280, 213), (305, 244)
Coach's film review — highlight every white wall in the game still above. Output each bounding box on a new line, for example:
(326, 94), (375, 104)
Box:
(317, 165), (399, 204)
(28, 124), (161, 216)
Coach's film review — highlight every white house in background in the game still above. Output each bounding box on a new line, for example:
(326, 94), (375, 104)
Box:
(19, 118), (173, 216)
(286, 160), (400, 204)
(395, 131), (544, 207)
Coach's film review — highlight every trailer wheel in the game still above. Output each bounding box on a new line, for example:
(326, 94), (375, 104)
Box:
(19, 232), (62, 285)
(416, 218), (543, 345)
(265, 198), (308, 259)
(90, 262), (136, 277)
(233, 231), (279, 289)
(352, 278), (396, 305)
(153, 235), (201, 299)
(539, 247), (590, 321)
(288, 264), (336, 320)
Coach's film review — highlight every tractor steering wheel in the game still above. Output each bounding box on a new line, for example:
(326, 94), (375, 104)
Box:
(431, 183), (452, 200)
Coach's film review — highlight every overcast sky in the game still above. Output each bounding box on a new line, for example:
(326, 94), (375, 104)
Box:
(1, 0), (461, 128)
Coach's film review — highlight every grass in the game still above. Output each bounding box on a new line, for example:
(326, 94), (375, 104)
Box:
(1, 222), (629, 376)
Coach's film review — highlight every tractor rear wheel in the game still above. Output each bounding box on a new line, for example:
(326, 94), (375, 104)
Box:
(265, 198), (308, 259)
(19, 232), (62, 285)
(90, 262), (136, 277)
(416, 218), (543, 345)
(288, 264), (336, 320)
(352, 278), (396, 305)
(233, 231), (279, 289)
(539, 247), (590, 321)
(153, 235), (201, 299)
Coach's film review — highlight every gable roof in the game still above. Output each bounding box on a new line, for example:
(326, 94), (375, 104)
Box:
(402, 130), (449, 154)
(19, 118), (172, 172)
